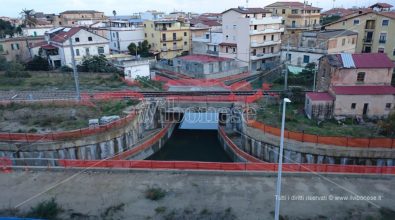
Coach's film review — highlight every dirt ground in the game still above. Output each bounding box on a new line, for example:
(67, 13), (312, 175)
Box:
(0, 100), (138, 133)
(0, 170), (394, 220)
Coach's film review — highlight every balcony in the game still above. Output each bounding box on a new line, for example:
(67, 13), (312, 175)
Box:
(286, 24), (320, 30)
(250, 52), (280, 61)
(251, 40), (281, 48)
(250, 27), (284, 35)
(363, 38), (373, 44)
(207, 50), (219, 56)
(249, 16), (282, 25)
(160, 36), (183, 42)
(280, 45), (327, 54)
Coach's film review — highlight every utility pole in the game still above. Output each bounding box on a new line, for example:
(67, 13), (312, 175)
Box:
(284, 38), (289, 91)
(68, 37), (81, 101)
(313, 67), (317, 92)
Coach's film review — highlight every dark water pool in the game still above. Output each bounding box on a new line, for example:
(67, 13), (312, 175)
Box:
(146, 126), (232, 162)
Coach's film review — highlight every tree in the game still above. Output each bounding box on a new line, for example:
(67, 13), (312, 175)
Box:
(321, 15), (341, 26)
(20, 9), (37, 28)
(0, 19), (17, 38)
(0, 56), (8, 71)
(26, 56), (49, 71)
(5, 61), (30, 78)
(128, 40), (152, 57)
(78, 55), (120, 73)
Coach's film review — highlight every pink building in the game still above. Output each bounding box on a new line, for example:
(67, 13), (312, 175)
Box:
(305, 53), (395, 119)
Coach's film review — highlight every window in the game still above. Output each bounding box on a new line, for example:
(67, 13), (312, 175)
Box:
(75, 49), (80, 56)
(184, 32), (187, 36)
(378, 48), (385, 53)
(352, 37), (355, 44)
(163, 43), (166, 47)
(385, 103), (392, 110)
(382, 20), (389, 26)
(226, 47), (228, 53)
(342, 21), (345, 26)
(85, 48), (90, 56)
(232, 48), (236, 53)
(254, 25), (257, 30)
(173, 33), (177, 40)
(291, 9), (298, 14)
(151, 33), (154, 38)
(351, 103), (356, 109)
(353, 19), (360, 25)
(271, 35), (274, 41)
(184, 41), (187, 46)
(379, 33), (387, 44)
(145, 33), (147, 37)
(75, 37), (80, 42)
(15, 43), (19, 50)
(271, 47), (274, 53)
(144, 24), (146, 28)
(88, 37), (92, 41)
(303, 55), (310, 63)
(0, 44), (3, 52)
(263, 35), (266, 41)
(205, 34), (209, 39)
(342, 38), (346, 46)
(393, 49), (395, 56)
(287, 53), (291, 61)
(162, 33), (166, 40)
(11, 44), (14, 50)
(282, 9), (286, 14)
(98, 47), (104, 54)
(357, 72), (365, 82)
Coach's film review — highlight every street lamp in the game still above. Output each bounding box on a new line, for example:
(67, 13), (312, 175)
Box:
(274, 97), (291, 220)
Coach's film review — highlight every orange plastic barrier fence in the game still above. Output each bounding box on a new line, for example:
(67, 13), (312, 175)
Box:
(57, 159), (395, 175)
(248, 120), (395, 149)
(0, 113), (137, 142)
(111, 124), (172, 160)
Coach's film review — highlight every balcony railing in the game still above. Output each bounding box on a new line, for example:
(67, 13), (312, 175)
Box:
(250, 52), (280, 60)
(251, 40), (281, 47)
(379, 39), (386, 44)
(160, 36), (183, 42)
(250, 27), (284, 35)
(281, 45), (327, 54)
(363, 38), (373, 44)
(207, 50), (219, 55)
(249, 16), (283, 25)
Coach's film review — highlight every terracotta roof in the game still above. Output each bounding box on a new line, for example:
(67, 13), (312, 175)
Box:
(177, 55), (232, 63)
(332, 86), (395, 95)
(265, 2), (322, 10)
(219, 42), (237, 47)
(50, 27), (82, 43)
(380, 11), (395, 19)
(222, 7), (270, 14)
(306, 92), (334, 101)
(351, 53), (394, 69)
(31, 41), (48, 48)
(325, 53), (394, 69)
(60, 10), (101, 14)
(41, 44), (57, 50)
(369, 3), (393, 9)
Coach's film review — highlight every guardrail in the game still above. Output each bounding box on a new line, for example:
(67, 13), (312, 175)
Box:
(248, 120), (395, 148)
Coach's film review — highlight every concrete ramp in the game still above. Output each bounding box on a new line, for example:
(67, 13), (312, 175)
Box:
(179, 112), (218, 130)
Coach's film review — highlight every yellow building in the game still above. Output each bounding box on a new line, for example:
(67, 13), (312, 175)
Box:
(143, 19), (191, 59)
(324, 10), (395, 61)
(265, 1), (321, 34)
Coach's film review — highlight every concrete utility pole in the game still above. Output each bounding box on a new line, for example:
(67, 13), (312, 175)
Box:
(284, 38), (290, 91)
(68, 37), (81, 101)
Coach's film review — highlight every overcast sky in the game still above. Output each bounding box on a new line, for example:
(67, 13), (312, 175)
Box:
(1, 0), (378, 17)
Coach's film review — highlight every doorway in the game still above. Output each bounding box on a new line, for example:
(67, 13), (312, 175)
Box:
(363, 103), (369, 116)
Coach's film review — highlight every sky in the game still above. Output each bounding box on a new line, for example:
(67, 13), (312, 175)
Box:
(1, 0), (378, 17)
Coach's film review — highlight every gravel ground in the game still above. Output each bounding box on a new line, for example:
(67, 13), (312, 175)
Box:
(0, 170), (394, 219)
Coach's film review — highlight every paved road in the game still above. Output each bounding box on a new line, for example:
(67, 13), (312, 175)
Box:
(0, 170), (394, 219)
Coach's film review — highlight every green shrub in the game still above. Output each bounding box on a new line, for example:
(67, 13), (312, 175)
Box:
(26, 198), (63, 219)
(25, 56), (49, 71)
(5, 61), (30, 78)
(60, 65), (73, 72)
(145, 187), (166, 201)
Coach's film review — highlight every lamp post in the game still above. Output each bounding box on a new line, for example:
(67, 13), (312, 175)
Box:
(274, 97), (291, 220)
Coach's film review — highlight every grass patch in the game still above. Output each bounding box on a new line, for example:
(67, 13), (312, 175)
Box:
(145, 187), (166, 201)
(26, 198), (63, 219)
(256, 100), (386, 137)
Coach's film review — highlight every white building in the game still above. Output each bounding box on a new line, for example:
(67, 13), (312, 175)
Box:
(36, 27), (109, 68)
(111, 57), (151, 80)
(108, 17), (145, 54)
(22, 27), (53, 37)
(220, 7), (284, 71)
(140, 11), (166, 21)
(191, 27), (223, 56)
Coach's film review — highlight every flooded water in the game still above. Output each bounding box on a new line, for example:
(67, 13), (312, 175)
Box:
(147, 125), (232, 162)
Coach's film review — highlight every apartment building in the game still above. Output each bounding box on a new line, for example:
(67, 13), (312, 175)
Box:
(57, 10), (107, 26)
(220, 7), (284, 71)
(281, 29), (358, 67)
(143, 19), (191, 59)
(0, 36), (44, 62)
(324, 9), (395, 61)
(265, 1), (321, 34)
(191, 27), (222, 56)
(305, 53), (394, 119)
(33, 27), (109, 68)
(108, 17), (145, 54)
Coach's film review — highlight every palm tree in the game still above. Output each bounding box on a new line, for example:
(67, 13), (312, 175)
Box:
(112, 10), (117, 17)
(20, 9), (37, 28)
